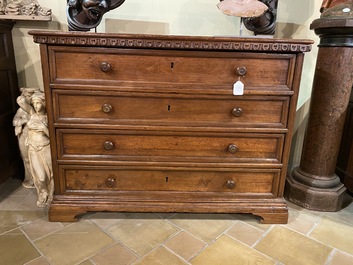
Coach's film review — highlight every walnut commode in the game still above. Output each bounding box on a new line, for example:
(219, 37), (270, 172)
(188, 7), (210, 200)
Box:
(30, 31), (312, 223)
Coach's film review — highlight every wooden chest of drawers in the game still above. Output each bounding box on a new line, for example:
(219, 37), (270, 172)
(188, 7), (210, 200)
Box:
(30, 31), (312, 223)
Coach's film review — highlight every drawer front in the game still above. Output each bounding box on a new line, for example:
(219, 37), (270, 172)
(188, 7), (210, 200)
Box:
(57, 130), (284, 163)
(62, 166), (279, 195)
(49, 47), (295, 90)
(53, 91), (289, 129)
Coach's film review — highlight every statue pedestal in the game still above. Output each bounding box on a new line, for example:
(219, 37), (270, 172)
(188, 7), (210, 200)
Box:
(285, 17), (353, 211)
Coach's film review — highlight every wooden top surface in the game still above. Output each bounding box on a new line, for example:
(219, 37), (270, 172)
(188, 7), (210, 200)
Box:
(29, 30), (313, 53)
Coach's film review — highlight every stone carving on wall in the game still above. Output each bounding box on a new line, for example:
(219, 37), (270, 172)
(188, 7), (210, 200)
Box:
(67, 0), (126, 31)
(13, 89), (53, 207)
(0, 0), (51, 19)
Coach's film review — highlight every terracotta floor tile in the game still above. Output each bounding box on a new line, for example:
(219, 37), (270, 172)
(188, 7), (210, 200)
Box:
(170, 213), (234, 243)
(0, 210), (46, 234)
(287, 206), (321, 235)
(286, 201), (325, 217)
(330, 250), (353, 265)
(255, 226), (332, 265)
(17, 192), (46, 211)
(134, 246), (188, 265)
(92, 243), (138, 265)
(226, 221), (264, 246)
(164, 231), (207, 261)
(1, 185), (46, 212)
(156, 213), (178, 219)
(25, 256), (50, 265)
(79, 259), (95, 265)
(7, 185), (34, 197)
(1, 179), (353, 265)
(0, 178), (26, 196)
(34, 220), (115, 265)
(0, 195), (28, 210)
(83, 212), (128, 229)
(231, 213), (273, 231)
(191, 235), (276, 265)
(310, 217), (353, 255)
(0, 228), (40, 265)
(107, 213), (179, 256)
(342, 201), (353, 214)
(22, 216), (65, 240)
(322, 208), (353, 226)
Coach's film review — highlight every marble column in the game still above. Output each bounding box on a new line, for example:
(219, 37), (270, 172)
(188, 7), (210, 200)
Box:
(285, 7), (353, 211)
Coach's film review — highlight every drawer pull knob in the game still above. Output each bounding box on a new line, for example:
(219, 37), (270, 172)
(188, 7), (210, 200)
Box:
(100, 62), (111, 72)
(105, 177), (116, 188)
(236, 66), (247, 76)
(232, 107), (243, 117)
(103, 141), (114, 150)
(226, 179), (236, 189)
(228, 144), (238, 154)
(102, 103), (113, 113)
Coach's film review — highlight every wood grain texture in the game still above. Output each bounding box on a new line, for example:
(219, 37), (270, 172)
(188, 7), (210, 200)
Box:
(30, 31), (311, 223)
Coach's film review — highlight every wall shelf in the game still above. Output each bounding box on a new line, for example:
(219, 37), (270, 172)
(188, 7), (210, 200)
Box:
(0, 15), (51, 21)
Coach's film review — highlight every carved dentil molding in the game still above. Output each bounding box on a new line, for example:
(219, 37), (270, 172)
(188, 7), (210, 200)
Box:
(31, 33), (312, 53)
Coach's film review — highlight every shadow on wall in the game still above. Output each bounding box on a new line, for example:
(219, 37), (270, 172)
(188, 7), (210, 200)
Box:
(275, 0), (316, 38)
(288, 98), (311, 170)
(105, 19), (170, 34)
(13, 18), (63, 89)
(276, 23), (309, 39)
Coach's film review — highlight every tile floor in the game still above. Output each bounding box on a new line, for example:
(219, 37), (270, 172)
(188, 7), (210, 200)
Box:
(1, 177), (353, 265)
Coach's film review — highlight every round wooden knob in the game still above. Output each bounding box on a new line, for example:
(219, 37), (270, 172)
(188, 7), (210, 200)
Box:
(105, 177), (116, 187)
(103, 141), (114, 150)
(226, 179), (236, 189)
(102, 103), (113, 113)
(228, 144), (238, 154)
(236, 66), (247, 76)
(232, 108), (243, 117)
(100, 62), (111, 72)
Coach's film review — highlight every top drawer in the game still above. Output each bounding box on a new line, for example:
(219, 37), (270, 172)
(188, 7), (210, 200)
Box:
(48, 47), (296, 92)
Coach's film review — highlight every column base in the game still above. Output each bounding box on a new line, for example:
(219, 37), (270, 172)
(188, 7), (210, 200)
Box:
(285, 168), (352, 211)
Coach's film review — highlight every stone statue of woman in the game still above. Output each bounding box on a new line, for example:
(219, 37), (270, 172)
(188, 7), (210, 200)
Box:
(13, 87), (40, 188)
(26, 92), (53, 207)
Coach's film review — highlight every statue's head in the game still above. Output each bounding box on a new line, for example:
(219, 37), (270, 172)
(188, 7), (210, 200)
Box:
(31, 92), (46, 113)
(67, 0), (126, 31)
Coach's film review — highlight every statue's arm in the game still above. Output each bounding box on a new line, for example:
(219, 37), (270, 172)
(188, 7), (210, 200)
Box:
(17, 96), (33, 114)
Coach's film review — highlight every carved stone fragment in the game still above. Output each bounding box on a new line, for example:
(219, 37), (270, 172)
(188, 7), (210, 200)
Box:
(1, 0), (51, 16)
(5, 1), (20, 15)
(217, 0), (268, 18)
